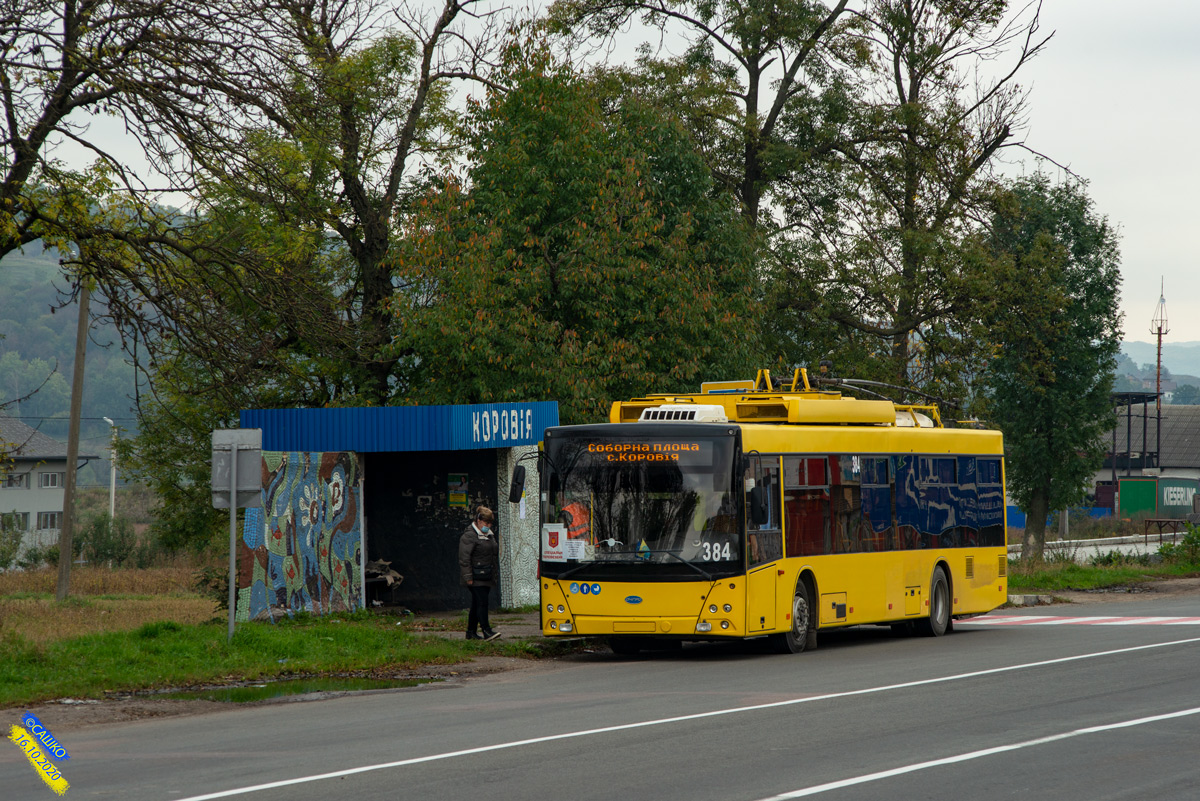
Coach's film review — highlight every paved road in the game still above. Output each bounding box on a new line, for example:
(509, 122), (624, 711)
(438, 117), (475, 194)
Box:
(5, 595), (1200, 801)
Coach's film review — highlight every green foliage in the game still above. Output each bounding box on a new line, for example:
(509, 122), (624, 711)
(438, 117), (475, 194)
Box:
(1159, 525), (1200, 565)
(1173, 385), (1200, 405)
(766, 1), (1045, 403)
(1089, 550), (1152, 568)
(0, 511), (23, 571)
(78, 514), (138, 567)
(192, 566), (230, 611)
(390, 42), (763, 421)
(19, 543), (60, 569)
(983, 174), (1122, 560)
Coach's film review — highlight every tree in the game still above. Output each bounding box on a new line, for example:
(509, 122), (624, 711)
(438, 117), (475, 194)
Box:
(75, 0), (504, 548)
(101, 0), (505, 404)
(0, 0), (174, 261)
(549, 0), (855, 229)
(769, 0), (1049, 399)
(983, 174), (1121, 562)
(388, 43), (762, 423)
(1173, 385), (1200, 406)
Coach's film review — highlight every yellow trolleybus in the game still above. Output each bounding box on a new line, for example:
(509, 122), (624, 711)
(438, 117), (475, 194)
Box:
(518, 370), (1007, 654)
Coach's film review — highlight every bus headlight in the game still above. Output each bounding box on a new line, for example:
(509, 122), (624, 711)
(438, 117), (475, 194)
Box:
(696, 621), (712, 632)
(547, 604), (554, 612)
(720, 620), (730, 630)
(709, 605), (718, 613)
(557, 605), (565, 613)
(723, 604), (732, 613)
(550, 621), (558, 630)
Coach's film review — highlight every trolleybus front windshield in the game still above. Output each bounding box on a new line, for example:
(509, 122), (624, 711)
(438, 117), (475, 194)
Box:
(542, 432), (739, 580)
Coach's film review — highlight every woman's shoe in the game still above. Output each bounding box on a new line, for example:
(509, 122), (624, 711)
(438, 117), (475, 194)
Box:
(482, 629), (501, 641)
(465, 631), (480, 640)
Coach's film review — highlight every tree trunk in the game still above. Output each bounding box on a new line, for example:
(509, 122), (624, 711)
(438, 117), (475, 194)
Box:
(1022, 486), (1049, 563)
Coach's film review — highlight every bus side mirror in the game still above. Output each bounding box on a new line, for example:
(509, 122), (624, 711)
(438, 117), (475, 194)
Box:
(508, 465), (526, 504)
(749, 485), (769, 526)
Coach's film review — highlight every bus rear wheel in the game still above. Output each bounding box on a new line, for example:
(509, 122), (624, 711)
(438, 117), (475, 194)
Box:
(917, 566), (950, 637)
(774, 583), (812, 654)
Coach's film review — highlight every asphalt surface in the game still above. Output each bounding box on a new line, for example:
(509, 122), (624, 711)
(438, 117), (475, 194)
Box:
(5, 591), (1200, 801)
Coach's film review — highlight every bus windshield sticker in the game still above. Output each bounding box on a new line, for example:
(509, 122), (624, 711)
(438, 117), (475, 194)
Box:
(563, 539), (586, 561)
(542, 524), (567, 562)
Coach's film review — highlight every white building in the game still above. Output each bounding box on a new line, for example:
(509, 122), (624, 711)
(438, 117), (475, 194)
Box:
(0, 413), (98, 555)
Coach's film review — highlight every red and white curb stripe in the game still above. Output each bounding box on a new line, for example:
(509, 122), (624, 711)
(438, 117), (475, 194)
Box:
(961, 615), (1200, 626)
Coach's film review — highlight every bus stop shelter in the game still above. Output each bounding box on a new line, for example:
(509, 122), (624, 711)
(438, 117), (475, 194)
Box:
(233, 402), (557, 621)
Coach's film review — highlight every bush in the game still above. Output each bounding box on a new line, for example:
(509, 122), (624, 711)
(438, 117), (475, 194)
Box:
(1089, 550), (1153, 568)
(18, 543), (60, 570)
(78, 514), (137, 567)
(193, 565), (230, 610)
(0, 512), (23, 571)
(1159, 525), (1200, 565)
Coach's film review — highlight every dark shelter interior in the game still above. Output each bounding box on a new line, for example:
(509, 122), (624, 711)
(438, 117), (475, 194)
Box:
(363, 450), (499, 612)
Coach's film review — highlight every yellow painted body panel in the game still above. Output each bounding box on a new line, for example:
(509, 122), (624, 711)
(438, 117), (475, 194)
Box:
(540, 547), (1007, 638)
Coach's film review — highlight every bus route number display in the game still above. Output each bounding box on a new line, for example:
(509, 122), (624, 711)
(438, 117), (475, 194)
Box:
(586, 441), (712, 463)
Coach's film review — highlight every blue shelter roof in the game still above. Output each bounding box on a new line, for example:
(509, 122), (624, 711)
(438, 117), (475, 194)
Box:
(240, 401), (559, 453)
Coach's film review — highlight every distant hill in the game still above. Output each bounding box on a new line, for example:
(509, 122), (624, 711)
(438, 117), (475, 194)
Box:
(1122, 340), (1200, 379)
(1, 246), (137, 485)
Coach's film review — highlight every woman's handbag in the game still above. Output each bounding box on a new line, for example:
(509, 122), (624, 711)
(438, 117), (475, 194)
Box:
(471, 563), (493, 581)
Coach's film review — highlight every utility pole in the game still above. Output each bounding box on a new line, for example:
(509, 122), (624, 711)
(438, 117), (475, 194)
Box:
(57, 279), (89, 602)
(1150, 281), (1168, 472)
(103, 417), (116, 519)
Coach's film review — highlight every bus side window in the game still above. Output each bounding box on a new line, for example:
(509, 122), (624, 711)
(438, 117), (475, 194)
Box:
(860, 457), (893, 552)
(830, 456), (864, 553)
(784, 456), (829, 557)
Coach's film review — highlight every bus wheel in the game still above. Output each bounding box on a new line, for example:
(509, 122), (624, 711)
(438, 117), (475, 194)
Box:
(917, 566), (950, 637)
(609, 637), (642, 656)
(774, 583), (812, 654)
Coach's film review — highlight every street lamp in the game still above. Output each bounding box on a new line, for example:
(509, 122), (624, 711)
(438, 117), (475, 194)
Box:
(102, 417), (116, 520)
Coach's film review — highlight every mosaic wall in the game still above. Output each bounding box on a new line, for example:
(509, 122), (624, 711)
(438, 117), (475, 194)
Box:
(236, 451), (362, 622)
(497, 445), (540, 608)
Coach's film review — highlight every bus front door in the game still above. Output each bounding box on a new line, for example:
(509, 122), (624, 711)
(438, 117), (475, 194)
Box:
(748, 565), (776, 632)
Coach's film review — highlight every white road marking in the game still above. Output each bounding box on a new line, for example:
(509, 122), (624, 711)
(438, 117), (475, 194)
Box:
(172, 635), (1200, 801)
(750, 705), (1200, 800)
(962, 615), (1200, 626)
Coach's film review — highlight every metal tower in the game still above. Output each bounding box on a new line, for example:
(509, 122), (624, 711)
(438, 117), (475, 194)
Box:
(1150, 281), (1169, 469)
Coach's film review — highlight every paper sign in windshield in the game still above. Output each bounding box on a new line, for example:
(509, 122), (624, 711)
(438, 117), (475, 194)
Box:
(542, 524), (567, 562)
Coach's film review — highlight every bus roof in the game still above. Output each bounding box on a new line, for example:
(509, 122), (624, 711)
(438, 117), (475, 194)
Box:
(609, 369), (967, 430)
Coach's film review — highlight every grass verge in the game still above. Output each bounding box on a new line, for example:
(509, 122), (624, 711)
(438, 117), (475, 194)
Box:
(0, 611), (550, 708)
(0, 596), (219, 644)
(1007, 560), (1200, 593)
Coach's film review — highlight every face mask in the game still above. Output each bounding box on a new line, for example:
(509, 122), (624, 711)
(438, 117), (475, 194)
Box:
(480, 525), (491, 534)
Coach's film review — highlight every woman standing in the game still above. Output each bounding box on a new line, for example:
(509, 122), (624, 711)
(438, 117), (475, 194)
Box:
(459, 506), (501, 640)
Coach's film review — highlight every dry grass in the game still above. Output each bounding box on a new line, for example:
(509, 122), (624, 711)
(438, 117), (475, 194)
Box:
(0, 596), (218, 644)
(0, 566), (198, 596)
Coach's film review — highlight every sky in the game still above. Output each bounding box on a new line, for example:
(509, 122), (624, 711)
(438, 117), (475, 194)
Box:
(55, 0), (1200, 344)
(1006, 0), (1200, 344)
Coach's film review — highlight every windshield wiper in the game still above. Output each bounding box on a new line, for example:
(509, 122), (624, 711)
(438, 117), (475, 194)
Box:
(555, 561), (595, 581)
(550, 548), (713, 582)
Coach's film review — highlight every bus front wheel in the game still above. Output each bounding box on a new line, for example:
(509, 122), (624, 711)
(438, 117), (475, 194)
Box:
(917, 566), (950, 637)
(774, 583), (812, 654)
